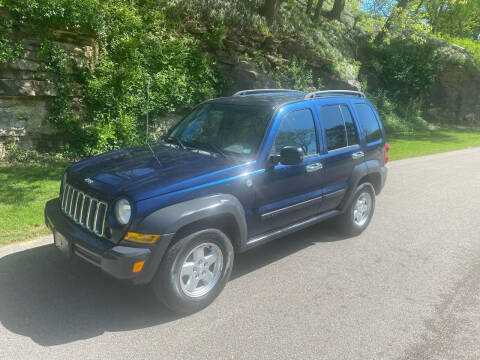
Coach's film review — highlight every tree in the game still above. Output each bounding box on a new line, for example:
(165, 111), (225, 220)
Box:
(262, 0), (278, 26)
(306, 0), (314, 16)
(313, 0), (326, 20)
(375, 0), (410, 43)
(328, 0), (346, 20)
(370, 0), (479, 41)
(417, 0), (480, 40)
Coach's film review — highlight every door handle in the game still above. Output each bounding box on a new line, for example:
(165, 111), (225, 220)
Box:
(306, 162), (323, 173)
(352, 151), (365, 160)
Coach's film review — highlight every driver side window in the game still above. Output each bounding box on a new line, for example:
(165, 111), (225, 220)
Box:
(272, 109), (318, 156)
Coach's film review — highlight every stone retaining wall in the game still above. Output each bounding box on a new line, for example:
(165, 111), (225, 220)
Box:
(0, 8), (97, 156)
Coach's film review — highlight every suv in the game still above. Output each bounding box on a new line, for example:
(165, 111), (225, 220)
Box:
(45, 89), (388, 314)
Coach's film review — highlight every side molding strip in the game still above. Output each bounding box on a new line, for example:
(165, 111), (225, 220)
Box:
(323, 188), (346, 201)
(260, 195), (324, 221)
(246, 210), (339, 250)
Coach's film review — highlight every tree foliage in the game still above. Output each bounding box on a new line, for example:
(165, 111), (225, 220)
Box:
(366, 0), (480, 41)
(368, 37), (441, 102)
(417, 0), (480, 40)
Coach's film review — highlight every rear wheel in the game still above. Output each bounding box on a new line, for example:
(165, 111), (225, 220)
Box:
(335, 183), (376, 236)
(152, 228), (234, 314)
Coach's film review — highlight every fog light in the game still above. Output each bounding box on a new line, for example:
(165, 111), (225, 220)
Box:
(133, 261), (145, 273)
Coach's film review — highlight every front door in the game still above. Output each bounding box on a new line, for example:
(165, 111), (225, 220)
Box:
(252, 107), (324, 236)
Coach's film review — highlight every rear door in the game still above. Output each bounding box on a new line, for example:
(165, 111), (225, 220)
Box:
(316, 102), (364, 212)
(352, 102), (385, 165)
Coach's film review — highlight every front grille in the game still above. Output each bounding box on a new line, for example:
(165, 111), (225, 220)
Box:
(61, 183), (108, 238)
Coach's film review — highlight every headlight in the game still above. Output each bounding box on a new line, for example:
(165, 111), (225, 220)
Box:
(115, 198), (131, 225)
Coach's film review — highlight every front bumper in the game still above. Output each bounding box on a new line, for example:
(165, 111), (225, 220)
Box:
(45, 198), (157, 284)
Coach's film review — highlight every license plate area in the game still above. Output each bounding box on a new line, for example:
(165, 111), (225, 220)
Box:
(54, 231), (72, 258)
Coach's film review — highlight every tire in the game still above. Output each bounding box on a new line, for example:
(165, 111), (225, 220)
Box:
(152, 228), (234, 314)
(334, 183), (376, 236)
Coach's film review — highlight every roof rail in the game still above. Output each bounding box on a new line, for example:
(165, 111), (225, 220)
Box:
(304, 90), (365, 100)
(233, 89), (304, 96)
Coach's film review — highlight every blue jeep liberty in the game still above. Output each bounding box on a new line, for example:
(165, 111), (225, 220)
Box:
(45, 89), (389, 314)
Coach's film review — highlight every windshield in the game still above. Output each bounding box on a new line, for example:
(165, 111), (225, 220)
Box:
(166, 103), (272, 158)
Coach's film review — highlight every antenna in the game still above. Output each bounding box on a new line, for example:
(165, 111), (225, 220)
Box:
(145, 79), (162, 166)
(146, 79), (150, 140)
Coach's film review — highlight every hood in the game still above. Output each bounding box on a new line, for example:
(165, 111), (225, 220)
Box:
(68, 143), (239, 201)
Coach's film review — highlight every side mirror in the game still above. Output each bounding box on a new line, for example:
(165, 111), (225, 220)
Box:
(279, 146), (304, 165)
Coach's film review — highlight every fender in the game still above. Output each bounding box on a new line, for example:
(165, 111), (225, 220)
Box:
(128, 194), (247, 285)
(339, 160), (385, 213)
(137, 194), (247, 243)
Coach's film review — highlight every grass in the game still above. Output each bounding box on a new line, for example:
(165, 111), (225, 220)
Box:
(388, 128), (480, 161)
(0, 163), (69, 245)
(0, 127), (479, 246)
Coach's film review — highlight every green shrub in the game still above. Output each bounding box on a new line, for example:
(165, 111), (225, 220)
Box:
(163, 0), (265, 28)
(3, 0), (224, 155)
(0, 16), (22, 63)
(367, 37), (441, 104)
(4, 143), (76, 164)
(366, 90), (431, 135)
(4, 0), (104, 32)
(276, 3), (360, 82)
(269, 57), (314, 90)
(437, 34), (480, 69)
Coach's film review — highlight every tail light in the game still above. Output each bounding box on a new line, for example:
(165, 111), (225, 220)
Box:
(384, 142), (390, 165)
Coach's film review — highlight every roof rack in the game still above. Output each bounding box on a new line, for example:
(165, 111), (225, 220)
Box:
(304, 90), (365, 100)
(233, 89), (304, 97)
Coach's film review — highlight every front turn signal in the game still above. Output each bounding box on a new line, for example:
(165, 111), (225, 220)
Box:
(133, 261), (145, 273)
(123, 232), (160, 244)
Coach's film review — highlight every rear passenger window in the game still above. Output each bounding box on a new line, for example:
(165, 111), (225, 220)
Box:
(273, 109), (318, 156)
(340, 105), (358, 146)
(354, 103), (381, 143)
(321, 105), (347, 151)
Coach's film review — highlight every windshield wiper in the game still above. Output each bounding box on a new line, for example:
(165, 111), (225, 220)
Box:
(202, 143), (227, 158)
(166, 135), (186, 150)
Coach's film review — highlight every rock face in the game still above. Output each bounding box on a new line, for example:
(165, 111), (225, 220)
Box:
(210, 29), (480, 125)
(210, 27), (361, 94)
(0, 8), (97, 154)
(426, 54), (480, 125)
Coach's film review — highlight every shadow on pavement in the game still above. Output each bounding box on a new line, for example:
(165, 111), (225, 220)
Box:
(0, 221), (348, 346)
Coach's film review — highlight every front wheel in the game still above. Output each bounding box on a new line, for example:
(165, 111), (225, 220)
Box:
(152, 228), (234, 314)
(335, 183), (376, 236)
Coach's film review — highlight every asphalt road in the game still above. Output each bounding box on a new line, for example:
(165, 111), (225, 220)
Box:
(1, 148), (480, 360)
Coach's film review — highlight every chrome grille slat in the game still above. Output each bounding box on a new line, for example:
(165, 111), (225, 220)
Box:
(60, 183), (108, 238)
(93, 203), (100, 234)
(63, 185), (71, 211)
(79, 194), (86, 225)
(83, 196), (91, 226)
(61, 185), (68, 210)
(75, 193), (83, 221)
(70, 190), (77, 217)
(68, 189), (75, 215)
(88, 200), (97, 230)
(101, 207), (106, 236)
(86, 198), (93, 230)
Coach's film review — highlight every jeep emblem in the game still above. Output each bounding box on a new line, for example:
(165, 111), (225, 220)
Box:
(84, 178), (94, 184)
